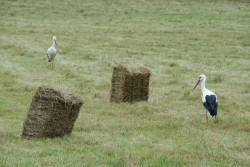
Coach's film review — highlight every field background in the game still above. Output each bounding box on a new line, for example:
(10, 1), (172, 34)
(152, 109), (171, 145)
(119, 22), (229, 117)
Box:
(0, 0), (249, 166)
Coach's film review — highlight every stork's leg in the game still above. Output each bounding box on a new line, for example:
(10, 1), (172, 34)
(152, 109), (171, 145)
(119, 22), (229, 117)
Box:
(206, 110), (208, 124)
(215, 115), (218, 122)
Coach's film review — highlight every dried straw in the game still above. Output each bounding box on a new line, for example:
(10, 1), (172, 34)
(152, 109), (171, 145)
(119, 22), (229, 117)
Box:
(22, 86), (83, 138)
(110, 64), (151, 103)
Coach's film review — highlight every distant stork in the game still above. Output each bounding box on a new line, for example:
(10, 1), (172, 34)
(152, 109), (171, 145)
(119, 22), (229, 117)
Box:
(194, 74), (218, 123)
(47, 36), (57, 67)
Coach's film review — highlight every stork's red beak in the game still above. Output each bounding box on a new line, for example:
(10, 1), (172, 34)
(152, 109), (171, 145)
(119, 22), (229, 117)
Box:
(193, 80), (200, 89)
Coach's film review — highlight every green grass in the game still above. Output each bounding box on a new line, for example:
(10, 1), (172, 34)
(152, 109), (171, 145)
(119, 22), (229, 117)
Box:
(0, 0), (249, 166)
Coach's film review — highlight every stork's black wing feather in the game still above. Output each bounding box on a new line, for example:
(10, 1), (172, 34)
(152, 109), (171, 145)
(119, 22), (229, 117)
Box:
(203, 95), (218, 116)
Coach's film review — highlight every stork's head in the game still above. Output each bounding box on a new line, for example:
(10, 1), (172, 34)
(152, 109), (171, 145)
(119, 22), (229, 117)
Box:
(194, 74), (206, 89)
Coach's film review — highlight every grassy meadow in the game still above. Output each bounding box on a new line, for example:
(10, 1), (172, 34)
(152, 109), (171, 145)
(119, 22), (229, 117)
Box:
(0, 0), (250, 166)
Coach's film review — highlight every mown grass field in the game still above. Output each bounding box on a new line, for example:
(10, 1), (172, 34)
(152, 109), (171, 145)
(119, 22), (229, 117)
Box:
(0, 0), (249, 166)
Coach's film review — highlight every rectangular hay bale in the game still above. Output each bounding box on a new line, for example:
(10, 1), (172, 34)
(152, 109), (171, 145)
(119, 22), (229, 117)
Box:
(22, 86), (83, 138)
(110, 64), (151, 103)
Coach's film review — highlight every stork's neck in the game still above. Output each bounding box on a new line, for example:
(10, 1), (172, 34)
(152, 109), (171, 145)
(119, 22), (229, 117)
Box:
(52, 39), (56, 48)
(200, 78), (206, 93)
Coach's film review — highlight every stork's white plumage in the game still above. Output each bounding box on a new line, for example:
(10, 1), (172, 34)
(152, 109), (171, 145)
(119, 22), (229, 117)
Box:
(194, 74), (218, 123)
(47, 36), (57, 66)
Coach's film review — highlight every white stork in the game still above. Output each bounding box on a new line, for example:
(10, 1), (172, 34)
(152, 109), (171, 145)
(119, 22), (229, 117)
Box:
(47, 36), (57, 67)
(194, 74), (218, 123)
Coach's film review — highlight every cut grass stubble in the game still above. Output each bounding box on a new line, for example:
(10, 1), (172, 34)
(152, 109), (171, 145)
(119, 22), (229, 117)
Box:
(0, 0), (249, 166)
